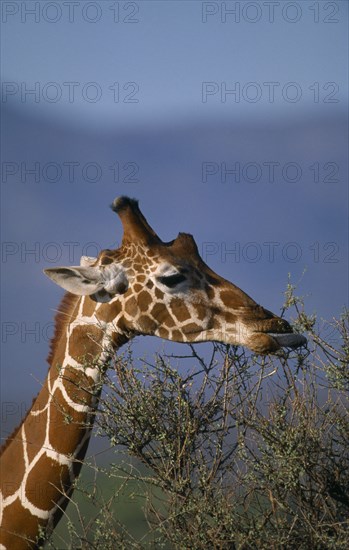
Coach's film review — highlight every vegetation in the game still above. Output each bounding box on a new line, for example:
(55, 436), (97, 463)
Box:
(50, 284), (349, 549)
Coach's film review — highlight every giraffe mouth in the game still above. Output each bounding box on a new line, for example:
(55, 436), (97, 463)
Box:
(267, 332), (307, 349)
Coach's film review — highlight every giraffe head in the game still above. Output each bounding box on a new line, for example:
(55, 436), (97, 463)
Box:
(44, 197), (306, 354)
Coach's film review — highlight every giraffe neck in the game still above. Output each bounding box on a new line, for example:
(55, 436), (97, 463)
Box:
(0, 293), (127, 549)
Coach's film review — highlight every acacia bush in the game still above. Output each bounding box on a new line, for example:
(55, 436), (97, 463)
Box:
(50, 288), (349, 549)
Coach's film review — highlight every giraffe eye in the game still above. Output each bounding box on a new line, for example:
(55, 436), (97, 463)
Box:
(158, 274), (186, 288)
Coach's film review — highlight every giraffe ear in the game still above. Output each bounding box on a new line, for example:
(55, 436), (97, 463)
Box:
(44, 266), (104, 296)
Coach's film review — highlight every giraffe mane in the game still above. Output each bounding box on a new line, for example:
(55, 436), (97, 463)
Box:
(46, 291), (80, 365)
(0, 292), (79, 456)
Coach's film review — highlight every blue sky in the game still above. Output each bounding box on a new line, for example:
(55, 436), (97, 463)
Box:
(2, 1), (348, 126)
(1, 0), (348, 440)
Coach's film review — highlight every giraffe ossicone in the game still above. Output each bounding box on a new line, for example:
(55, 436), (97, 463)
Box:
(0, 196), (306, 548)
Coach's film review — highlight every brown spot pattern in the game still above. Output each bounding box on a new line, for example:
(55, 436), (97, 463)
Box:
(157, 327), (169, 339)
(68, 325), (104, 362)
(151, 302), (168, 321)
(26, 455), (70, 510)
(170, 298), (191, 322)
(26, 409), (48, 464)
(138, 290), (153, 312)
(220, 289), (247, 309)
(171, 329), (184, 341)
(0, 497), (42, 547)
(182, 322), (201, 334)
(224, 312), (237, 324)
(137, 315), (157, 333)
(154, 287), (164, 299)
(0, 439), (26, 497)
(61, 366), (97, 404)
(82, 296), (97, 317)
(48, 390), (89, 454)
(96, 300), (122, 323)
(193, 303), (208, 321)
(124, 296), (138, 316)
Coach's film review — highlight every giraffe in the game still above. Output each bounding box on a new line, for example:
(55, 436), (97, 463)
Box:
(0, 196), (306, 548)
